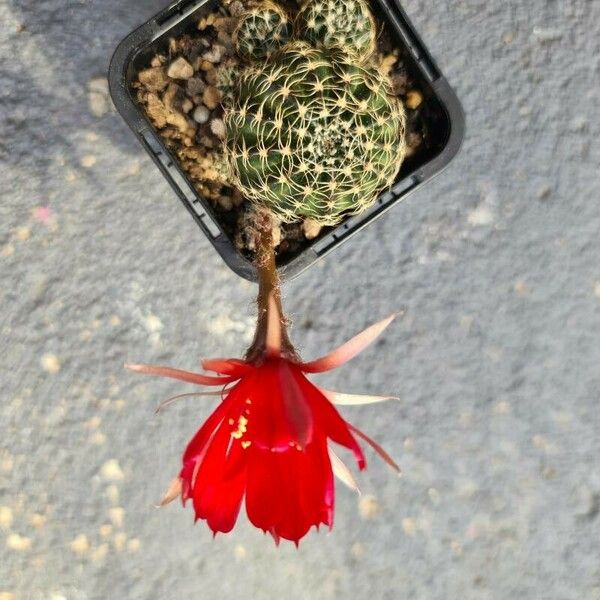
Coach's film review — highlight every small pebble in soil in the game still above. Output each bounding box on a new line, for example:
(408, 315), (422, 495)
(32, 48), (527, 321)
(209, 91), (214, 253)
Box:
(138, 67), (169, 92)
(181, 98), (194, 113)
(202, 86), (222, 110)
(197, 59), (214, 72)
(199, 135), (214, 148)
(405, 89), (423, 110)
(202, 44), (226, 63)
(404, 132), (422, 158)
(391, 70), (408, 96)
(302, 218), (322, 240)
(198, 13), (217, 30)
(193, 105), (210, 124)
(218, 195), (233, 211)
(167, 111), (193, 135)
(167, 56), (194, 80)
(186, 76), (206, 96)
(216, 16), (238, 34)
(146, 93), (168, 127)
(379, 53), (397, 75)
(228, 1), (244, 17)
(163, 83), (182, 112)
(204, 68), (218, 85)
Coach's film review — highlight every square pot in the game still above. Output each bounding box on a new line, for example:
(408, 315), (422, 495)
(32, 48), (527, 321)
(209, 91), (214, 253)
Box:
(109, 0), (465, 281)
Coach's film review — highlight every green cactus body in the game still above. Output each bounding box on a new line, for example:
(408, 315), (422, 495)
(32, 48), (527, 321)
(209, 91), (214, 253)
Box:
(296, 0), (376, 61)
(233, 2), (292, 61)
(224, 42), (406, 225)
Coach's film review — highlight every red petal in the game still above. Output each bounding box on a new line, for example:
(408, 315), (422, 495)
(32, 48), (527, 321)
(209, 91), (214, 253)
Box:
(201, 358), (253, 377)
(295, 373), (365, 470)
(300, 314), (398, 373)
(245, 447), (280, 533)
(241, 366), (281, 451)
(275, 442), (331, 543)
(278, 362), (313, 448)
(348, 424), (401, 474)
(206, 473), (246, 534)
(243, 361), (313, 452)
(313, 437), (334, 528)
(246, 439), (332, 543)
(269, 528), (281, 546)
(191, 424), (246, 534)
(181, 383), (243, 465)
(274, 449), (315, 542)
(303, 440), (334, 534)
(125, 363), (235, 386)
(246, 440), (331, 543)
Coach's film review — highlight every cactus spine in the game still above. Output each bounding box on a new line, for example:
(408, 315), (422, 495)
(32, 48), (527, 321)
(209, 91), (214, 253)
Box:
(296, 0), (377, 61)
(233, 1), (292, 61)
(225, 0), (406, 226)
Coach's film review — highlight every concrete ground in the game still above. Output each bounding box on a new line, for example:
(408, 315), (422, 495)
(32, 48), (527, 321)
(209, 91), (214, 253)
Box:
(1, 0), (599, 598)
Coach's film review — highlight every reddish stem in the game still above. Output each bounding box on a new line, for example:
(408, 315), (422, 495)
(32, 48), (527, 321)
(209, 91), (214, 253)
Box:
(245, 212), (298, 364)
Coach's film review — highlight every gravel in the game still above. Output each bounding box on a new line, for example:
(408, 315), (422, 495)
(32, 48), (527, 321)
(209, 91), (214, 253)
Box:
(167, 56), (194, 80)
(192, 104), (210, 124)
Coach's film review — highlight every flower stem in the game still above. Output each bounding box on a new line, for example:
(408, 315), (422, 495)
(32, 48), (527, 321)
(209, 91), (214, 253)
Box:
(245, 211), (298, 363)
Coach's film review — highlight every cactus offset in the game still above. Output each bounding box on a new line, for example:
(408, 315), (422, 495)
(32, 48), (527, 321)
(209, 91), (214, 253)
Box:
(224, 0), (406, 226)
(215, 59), (241, 107)
(296, 0), (376, 61)
(233, 1), (292, 61)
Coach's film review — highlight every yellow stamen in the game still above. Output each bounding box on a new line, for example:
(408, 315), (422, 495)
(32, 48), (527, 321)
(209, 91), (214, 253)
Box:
(231, 415), (248, 439)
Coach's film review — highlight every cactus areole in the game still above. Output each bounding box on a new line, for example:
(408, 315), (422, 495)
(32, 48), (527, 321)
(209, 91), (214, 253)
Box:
(224, 0), (407, 226)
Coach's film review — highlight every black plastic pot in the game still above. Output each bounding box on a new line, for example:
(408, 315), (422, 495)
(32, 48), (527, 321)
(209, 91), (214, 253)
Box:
(109, 0), (464, 282)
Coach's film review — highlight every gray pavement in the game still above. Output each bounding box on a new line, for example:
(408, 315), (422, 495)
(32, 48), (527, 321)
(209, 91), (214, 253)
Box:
(1, 0), (599, 599)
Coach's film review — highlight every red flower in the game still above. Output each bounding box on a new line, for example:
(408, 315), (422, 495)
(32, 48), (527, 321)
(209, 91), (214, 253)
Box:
(127, 312), (400, 545)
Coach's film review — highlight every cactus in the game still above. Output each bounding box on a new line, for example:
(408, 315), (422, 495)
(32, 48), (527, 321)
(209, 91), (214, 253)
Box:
(233, 1), (292, 61)
(224, 0), (406, 226)
(215, 58), (241, 107)
(296, 0), (376, 61)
